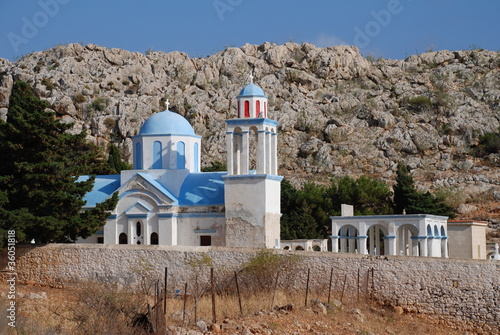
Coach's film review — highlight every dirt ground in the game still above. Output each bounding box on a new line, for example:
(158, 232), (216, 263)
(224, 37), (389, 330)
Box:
(0, 282), (484, 335)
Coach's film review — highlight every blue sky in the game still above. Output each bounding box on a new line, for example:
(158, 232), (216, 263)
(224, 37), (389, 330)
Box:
(1, 0), (499, 62)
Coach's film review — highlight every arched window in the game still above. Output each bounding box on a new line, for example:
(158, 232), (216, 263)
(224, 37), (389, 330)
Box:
(135, 142), (142, 169)
(151, 232), (159, 245)
(152, 141), (162, 169)
(176, 141), (186, 169)
(440, 226), (446, 237)
(256, 100), (260, 117)
(244, 100), (250, 118)
(136, 221), (142, 237)
(119, 233), (127, 244)
(194, 143), (199, 172)
(313, 245), (321, 251)
(295, 246), (304, 251)
(434, 225), (439, 237)
(427, 225), (433, 236)
(237, 101), (241, 117)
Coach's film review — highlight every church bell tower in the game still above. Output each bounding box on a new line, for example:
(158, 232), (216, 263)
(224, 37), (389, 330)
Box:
(223, 77), (282, 248)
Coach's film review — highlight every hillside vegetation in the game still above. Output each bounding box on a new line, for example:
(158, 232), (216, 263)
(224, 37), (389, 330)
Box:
(0, 42), (499, 220)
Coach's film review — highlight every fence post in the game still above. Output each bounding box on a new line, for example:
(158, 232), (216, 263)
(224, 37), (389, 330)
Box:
(182, 283), (188, 326)
(271, 271), (280, 310)
(164, 267), (167, 316)
(305, 268), (310, 308)
(327, 267), (333, 304)
(340, 274), (347, 304)
(234, 271), (243, 315)
(357, 268), (360, 303)
(211, 268), (217, 323)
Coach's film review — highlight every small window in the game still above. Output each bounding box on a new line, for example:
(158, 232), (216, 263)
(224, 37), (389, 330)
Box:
(200, 235), (211, 246)
(119, 233), (127, 244)
(295, 246), (304, 251)
(151, 232), (159, 245)
(97, 237), (104, 244)
(313, 245), (321, 251)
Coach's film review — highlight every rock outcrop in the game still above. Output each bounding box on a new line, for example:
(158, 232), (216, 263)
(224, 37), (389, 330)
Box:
(0, 42), (499, 218)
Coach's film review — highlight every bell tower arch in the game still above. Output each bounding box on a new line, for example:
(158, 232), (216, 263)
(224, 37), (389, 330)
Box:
(223, 80), (282, 248)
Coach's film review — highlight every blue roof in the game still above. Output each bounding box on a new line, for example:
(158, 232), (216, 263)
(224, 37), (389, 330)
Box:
(178, 172), (226, 206)
(139, 110), (195, 136)
(237, 83), (266, 98)
(77, 175), (120, 207)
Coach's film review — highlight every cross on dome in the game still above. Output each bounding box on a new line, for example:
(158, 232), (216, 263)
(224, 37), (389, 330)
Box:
(249, 72), (253, 83)
(165, 99), (170, 110)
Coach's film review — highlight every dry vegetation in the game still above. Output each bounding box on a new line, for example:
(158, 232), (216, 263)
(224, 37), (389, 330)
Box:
(1, 249), (480, 334)
(0, 281), (472, 335)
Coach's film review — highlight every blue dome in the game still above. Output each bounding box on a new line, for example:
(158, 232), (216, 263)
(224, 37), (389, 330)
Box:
(237, 83), (266, 97)
(139, 110), (195, 136)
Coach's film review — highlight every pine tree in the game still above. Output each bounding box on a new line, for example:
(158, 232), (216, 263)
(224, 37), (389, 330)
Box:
(0, 81), (118, 244)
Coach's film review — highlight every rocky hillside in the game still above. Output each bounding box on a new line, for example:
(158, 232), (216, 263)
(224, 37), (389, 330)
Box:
(0, 42), (499, 219)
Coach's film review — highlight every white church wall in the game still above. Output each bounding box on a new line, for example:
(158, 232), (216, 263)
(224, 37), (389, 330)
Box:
(176, 215), (226, 246)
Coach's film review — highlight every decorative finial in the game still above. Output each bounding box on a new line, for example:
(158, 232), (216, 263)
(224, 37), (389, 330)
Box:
(249, 72), (253, 83)
(165, 99), (170, 110)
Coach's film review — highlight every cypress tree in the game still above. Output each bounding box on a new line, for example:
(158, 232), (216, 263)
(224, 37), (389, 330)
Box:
(393, 162), (455, 218)
(0, 81), (117, 244)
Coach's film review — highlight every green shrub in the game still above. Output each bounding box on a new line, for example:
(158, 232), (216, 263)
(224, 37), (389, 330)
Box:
(408, 95), (432, 112)
(41, 78), (54, 90)
(239, 249), (302, 293)
(74, 94), (86, 103)
(90, 97), (108, 112)
(475, 129), (500, 156)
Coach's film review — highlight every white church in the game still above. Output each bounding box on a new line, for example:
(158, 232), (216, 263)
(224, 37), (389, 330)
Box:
(77, 81), (282, 248)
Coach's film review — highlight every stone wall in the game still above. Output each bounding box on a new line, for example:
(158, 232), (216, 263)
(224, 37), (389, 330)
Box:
(2, 244), (499, 332)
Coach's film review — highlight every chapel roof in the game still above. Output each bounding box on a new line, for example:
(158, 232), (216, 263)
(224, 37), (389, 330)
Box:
(138, 110), (195, 136)
(237, 82), (266, 98)
(77, 175), (120, 208)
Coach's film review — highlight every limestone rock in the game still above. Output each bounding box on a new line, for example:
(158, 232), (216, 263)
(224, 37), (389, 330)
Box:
(1, 43), (499, 214)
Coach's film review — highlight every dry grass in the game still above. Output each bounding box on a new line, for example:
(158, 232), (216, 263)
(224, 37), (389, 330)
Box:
(0, 281), (476, 335)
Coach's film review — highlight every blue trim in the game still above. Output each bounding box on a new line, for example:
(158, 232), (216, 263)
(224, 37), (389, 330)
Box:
(226, 118), (278, 127)
(133, 133), (202, 139)
(194, 229), (217, 234)
(411, 236), (428, 239)
(127, 214), (148, 219)
(223, 174), (283, 181)
(357, 235), (368, 239)
(330, 236), (340, 239)
(158, 212), (225, 219)
(384, 235), (397, 239)
(330, 214), (449, 220)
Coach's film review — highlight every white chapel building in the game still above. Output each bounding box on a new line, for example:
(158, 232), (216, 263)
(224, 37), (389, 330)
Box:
(77, 82), (283, 248)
